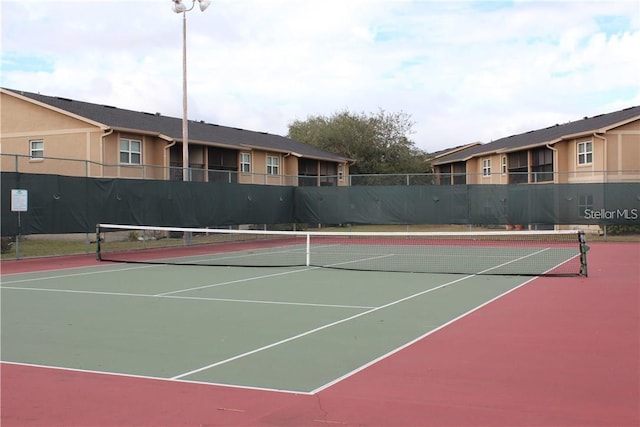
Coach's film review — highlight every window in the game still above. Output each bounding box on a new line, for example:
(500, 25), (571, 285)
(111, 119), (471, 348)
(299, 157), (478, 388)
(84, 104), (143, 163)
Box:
(120, 138), (141, 165)
(240, 152), (251, 173)
(508, 151), (528, 184)
(501, 156), (507, 175)
(482, 158), (491, 177)
(338, 164), (344, 181)
(438, 164), (452, 185)
(30, 140), (44, 159)
(452, 162), (466, 185)
(298, 158), (318, 186)
(319, 161), (338, 186)
(531, 147), (554, 182)
(577, 141), (593, 165)
(437, 162), (466, 185)
(266, 155), (279, 175)
(209, 147), (237, 171)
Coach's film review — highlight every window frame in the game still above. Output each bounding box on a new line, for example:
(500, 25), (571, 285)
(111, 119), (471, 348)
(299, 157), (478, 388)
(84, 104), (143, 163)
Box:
(119, 138), (142, 165)
(29, 139), (44, 159)
(452, 162), (466, 185)
(501, 156), (507, 175)
(531, 146), (554, 183)
(577, 140), (593, 166)
(482, 158), (491, 177)
(266, 155), (280, 175)
(240, 152), (251, 173)
(507, 151), (528, 184)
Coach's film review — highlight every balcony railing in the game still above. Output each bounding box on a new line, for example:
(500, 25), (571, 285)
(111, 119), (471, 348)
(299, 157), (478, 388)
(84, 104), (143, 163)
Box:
(0, 154), (342, 186)
(1, 154), (638, 185)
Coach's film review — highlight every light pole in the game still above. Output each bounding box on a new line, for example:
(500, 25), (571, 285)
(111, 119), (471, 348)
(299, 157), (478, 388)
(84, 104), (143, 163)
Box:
(172, 0), (211, 182)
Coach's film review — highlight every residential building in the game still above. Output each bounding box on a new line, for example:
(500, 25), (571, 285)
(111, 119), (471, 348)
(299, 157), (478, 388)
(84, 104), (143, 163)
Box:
(433, 106), (640, 185)
(0, 88), (352, 186)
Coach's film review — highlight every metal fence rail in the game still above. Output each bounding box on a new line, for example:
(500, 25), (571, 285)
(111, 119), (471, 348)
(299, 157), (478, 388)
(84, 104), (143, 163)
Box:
(1, 153), (638, 186)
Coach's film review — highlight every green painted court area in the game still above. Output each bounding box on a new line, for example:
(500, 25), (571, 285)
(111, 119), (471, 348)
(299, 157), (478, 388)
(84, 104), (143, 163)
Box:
(2, 263), (539, 393)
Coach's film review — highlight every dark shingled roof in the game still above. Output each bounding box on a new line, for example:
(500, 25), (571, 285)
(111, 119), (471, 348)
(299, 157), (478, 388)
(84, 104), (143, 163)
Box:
(434, 105), (640, 165)
(7, 89), (351, 163)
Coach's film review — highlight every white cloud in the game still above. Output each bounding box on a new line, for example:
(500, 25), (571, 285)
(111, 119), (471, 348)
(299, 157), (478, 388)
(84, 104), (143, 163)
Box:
(1, 0), (638, 153)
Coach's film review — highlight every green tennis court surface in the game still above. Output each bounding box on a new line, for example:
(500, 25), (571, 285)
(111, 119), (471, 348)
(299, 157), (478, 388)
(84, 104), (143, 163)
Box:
(2, 263), (545, 393)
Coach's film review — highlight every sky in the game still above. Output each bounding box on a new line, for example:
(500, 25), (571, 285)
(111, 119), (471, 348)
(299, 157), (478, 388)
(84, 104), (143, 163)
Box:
(1, 0), (639, 153)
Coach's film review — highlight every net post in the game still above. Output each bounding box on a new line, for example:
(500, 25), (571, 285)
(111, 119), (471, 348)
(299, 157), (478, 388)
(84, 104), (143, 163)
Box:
(306, 233), (310, 267)
(95, 223), (102, 261)
(578, 230), (589, 277)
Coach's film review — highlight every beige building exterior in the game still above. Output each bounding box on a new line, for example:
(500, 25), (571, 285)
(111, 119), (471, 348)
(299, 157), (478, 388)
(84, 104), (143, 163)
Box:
(1, 88), (351, 186)
(433, 106), (640, 185)
(432, 106), (640, 231)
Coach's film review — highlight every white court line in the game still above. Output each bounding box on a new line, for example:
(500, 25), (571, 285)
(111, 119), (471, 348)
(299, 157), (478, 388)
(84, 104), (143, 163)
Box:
(172, 276), (469, 380)
(0, 243), (316, 285)
(313, 249), (571, 393)
(0, 361), (311, 395)
(0, 263), (164, 285)
(184, 245), (307, 263)
(155, 267), (314, 296)
(0, 286), (373, 310)
(3, 248), (553, 395)
(0, 266), (542, 396)
(1, 264), (99, 278)
(168, 295), (374, 309)
(156, 253), (394, 297)
(171, 248), (549, 381)
(310, 273), (541, 394)
(1, 253), (396, 309)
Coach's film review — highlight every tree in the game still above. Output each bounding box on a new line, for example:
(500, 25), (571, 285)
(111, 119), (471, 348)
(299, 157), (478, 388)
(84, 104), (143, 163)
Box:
(288, 109), (431, 175)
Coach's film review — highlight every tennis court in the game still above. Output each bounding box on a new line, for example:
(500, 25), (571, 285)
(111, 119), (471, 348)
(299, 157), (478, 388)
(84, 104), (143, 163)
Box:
(1, 234), (638, 426)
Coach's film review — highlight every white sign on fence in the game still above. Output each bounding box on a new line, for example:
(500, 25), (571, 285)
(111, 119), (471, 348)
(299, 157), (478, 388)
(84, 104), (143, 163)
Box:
(11, 189), (28, 212)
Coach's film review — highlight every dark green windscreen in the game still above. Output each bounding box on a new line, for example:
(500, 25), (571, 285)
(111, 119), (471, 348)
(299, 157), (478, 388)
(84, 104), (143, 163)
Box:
(2, 172), (638, 235)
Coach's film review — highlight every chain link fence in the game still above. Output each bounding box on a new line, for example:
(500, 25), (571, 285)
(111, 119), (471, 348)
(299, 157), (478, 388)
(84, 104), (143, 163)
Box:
(2, 153), (638, 186)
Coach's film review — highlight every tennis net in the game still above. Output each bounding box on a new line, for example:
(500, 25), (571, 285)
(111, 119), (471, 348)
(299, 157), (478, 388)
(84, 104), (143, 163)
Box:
(96, 224), (589, 276)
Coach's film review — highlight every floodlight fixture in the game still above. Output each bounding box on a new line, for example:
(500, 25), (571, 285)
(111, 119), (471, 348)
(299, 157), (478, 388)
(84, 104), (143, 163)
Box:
(172, 0), (187, 13)
(199, 0), (211, 12)
(172, 0), (210, 14)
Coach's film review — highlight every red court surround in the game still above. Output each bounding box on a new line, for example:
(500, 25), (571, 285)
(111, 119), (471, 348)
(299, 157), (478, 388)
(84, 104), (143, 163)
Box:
(2, 242), (638, 426)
